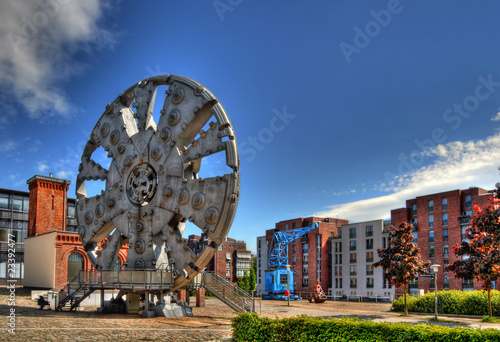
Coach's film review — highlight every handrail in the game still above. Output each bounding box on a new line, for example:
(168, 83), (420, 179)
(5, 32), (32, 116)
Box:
(201, 271), (261, 315)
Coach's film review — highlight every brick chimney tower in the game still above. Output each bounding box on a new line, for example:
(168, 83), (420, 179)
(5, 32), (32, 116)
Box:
(27, 174), (71, 237)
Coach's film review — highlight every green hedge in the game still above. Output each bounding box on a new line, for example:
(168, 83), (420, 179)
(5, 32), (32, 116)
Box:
(232, 314), (500, 342)
(392, 290), (500, 316)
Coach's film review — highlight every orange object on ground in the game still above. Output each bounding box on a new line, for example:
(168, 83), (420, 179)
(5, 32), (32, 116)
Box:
(309, 279), (327, 303)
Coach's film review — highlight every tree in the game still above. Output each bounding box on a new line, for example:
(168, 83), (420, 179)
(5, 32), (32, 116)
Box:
(374, 222), (430, 315)
(237, 254), (257, 293)
(447, 197), (500, 317)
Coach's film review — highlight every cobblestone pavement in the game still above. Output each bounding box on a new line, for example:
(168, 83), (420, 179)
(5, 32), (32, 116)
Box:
(1, 288), (500, 341)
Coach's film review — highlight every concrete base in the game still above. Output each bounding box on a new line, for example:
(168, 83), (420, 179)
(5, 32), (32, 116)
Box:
(142, 310), (156, 318)
(150, 302), (193, 318)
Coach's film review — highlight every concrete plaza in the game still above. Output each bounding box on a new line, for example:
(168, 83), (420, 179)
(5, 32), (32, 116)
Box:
(1, 288), (499, 341)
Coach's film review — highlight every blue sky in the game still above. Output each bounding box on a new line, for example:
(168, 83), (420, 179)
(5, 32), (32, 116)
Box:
(1, 1), (500, 253)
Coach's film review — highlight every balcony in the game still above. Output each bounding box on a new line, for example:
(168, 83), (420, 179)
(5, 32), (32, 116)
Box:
(459, 216), (471, 225)
(366, 244), (373, 250)
(366, 257), (373, 262)
(409, 282), (419, 289)
(366, 270), (373, 276)
(350, 259), (357, 263)
(366, 283), (374, 288)
(350, 284), (357, 289)
(349, 246), (356, 251)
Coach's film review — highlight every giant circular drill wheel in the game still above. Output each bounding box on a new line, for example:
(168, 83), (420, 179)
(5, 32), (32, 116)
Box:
(75, 75), (240, 290)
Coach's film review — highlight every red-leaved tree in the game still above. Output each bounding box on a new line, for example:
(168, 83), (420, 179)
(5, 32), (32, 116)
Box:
(447, 197), (500, 317)
(374, 222), (430, 315)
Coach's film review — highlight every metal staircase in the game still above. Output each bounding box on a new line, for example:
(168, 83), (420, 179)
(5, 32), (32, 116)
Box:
(200, 271), (261, 315)
(55, 276), (95, 311)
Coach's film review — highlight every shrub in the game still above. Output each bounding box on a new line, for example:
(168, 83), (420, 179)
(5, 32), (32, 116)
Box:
(232, 313), (500, 342)
(391, 290), (500, 316)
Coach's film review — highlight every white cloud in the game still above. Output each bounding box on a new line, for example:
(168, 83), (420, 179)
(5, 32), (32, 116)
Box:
(37, 161), (48, 172)
(0, 140), (17, 153)
(56, 170), (74, 179)
(314, 132), (500, 222)
(0, 1), (115, 119)
(492, 112), (500, 121)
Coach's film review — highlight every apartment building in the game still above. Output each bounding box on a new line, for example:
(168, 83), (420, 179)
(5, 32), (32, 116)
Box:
(256, 236), (268, 295)
(186, 233), (252, 283)
(391, 186), (497, 296)
(258, 217), (348, 295)
(331, 219), (395, 300)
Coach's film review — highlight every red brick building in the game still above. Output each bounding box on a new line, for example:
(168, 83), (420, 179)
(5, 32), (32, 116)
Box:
(391, 187), (497, 297)
(186, 233), (252, 283)
(24, 175), (127, 289)
(262, 217), (348, 294)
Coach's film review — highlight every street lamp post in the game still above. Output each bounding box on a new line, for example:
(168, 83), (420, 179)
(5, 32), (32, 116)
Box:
(431, 264), (440, 320)
(285, 265), (291, 307)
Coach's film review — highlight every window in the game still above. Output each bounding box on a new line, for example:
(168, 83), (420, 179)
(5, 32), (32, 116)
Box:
(462, 226), (469, 241)
(350, 253), (357, 263)
(338, 254), (342, 264)
(349, 228), (356, 239)
(382, 237), (386, 249)
(443, 229), (448, 242)
(303, 244), (309, 253)
(366, 278), (374, 288)
(226, 270), (230, 277)
(442, 197), (448, 211)
(463, 279), (474, 289)
(226, 261), (230, 268)
(409, 279), (418, 289)
(350, 278), (357, 288)
(444, 276), (450, 289)
(293, 244), (296, 254)
(293, 222), (296, 229)
(335, 266), (342, 276)
(0, 195), (9, 209)
(428, 200), (434, 213)
(412, 203), (417, 216)
(366, 251), (374, 262)
(412, 232), (418, 243)
(258, 239), (261, 249)
(365, 226), (373, 237)
(280, 274), (288, 285)
(218, 245), (223, 251)
(303, 277), (308, 287)
(443, 260), (449, 273)
(366, 239), (373, 250)
(12, 198), (23, 211)
(316, 234), (321, 248)
(349, 241), (356, 251)
(366, 264), (373, 275)
(429, 246), (435, 258)
(349, 265), (357, 276)
(429, 231), (434, 243)
(443, 244), (449, 258)
(442, 213), (448, 226)
(293, 256), (296, 266)
(236, 270), (245, 277)
(285, 224), (288, 229)
(465, 195), (472, 208)
(226, 252), (231, 259)
(303, 255), (308, 264)
(428, 215), (434, 228)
